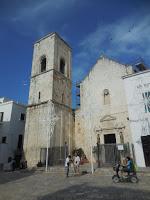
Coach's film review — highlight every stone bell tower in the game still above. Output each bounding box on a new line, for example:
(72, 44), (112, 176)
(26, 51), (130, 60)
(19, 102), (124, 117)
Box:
(23, 33), (73, 167)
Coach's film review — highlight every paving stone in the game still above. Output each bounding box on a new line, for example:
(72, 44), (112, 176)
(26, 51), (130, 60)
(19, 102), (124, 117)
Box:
(0, 171), (150, 200)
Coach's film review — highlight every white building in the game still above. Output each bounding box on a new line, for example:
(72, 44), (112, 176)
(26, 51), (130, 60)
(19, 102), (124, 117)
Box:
(0, 97), (26, 169)
(123, 70), (150, 167)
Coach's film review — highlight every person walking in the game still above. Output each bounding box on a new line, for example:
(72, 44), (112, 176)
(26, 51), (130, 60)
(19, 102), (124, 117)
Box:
(65, 155), (71, 177)
(74, 153), (80, 175)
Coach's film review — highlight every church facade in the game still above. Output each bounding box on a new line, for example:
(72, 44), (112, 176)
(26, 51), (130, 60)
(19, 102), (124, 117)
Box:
(75, 57), (134, 164)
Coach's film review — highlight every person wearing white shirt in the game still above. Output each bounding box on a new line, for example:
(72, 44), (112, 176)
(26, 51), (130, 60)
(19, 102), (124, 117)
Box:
(74, 154), (80, 174)
(65, 155), (71, 177)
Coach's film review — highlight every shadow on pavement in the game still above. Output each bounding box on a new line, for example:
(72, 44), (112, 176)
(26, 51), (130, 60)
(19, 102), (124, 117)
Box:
(38, 184), (150, 200)
(0, 169), (36, 184)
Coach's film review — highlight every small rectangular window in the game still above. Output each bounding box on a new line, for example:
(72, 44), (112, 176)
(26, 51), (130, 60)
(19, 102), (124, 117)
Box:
(20, 113), (25, 121)
(2, 136), (6, 143)
(17, 135), (23, 149)
(0, 112), (4, 122)
(38, 92), (41, 100)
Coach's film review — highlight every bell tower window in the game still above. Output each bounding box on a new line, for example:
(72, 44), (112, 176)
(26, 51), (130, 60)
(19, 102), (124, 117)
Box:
(40, 56), (46, 72)
(60, 58), (65, 74)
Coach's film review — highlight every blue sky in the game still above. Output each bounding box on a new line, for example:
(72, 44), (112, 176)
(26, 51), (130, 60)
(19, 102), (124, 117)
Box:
(0, 0), (150, 108)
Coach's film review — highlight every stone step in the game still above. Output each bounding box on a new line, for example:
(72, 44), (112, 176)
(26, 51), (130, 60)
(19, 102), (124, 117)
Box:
(35, 165), (150, 176)
(3, 164), (150, 177)
(35, 163), (94, 173)
(95, 167), (150, 176)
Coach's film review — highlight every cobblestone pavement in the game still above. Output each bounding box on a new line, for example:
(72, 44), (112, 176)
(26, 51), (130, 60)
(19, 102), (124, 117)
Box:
(0, 170), (150, 200)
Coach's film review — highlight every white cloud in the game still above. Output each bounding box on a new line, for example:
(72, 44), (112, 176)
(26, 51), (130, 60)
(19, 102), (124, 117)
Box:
(10, 0), (75, 22)
(72, 11), (150, 108)
(112, 15), (150, 55)
(9, 0), (76, 37)
(72, 12), (150, 84)
(78, 13), (150, 62)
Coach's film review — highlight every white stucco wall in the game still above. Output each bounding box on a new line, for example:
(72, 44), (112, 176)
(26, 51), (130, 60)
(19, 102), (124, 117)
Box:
(0, 100), (26, 165)
(0, 101), (12, 165)
(123, 70), (150, 167)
